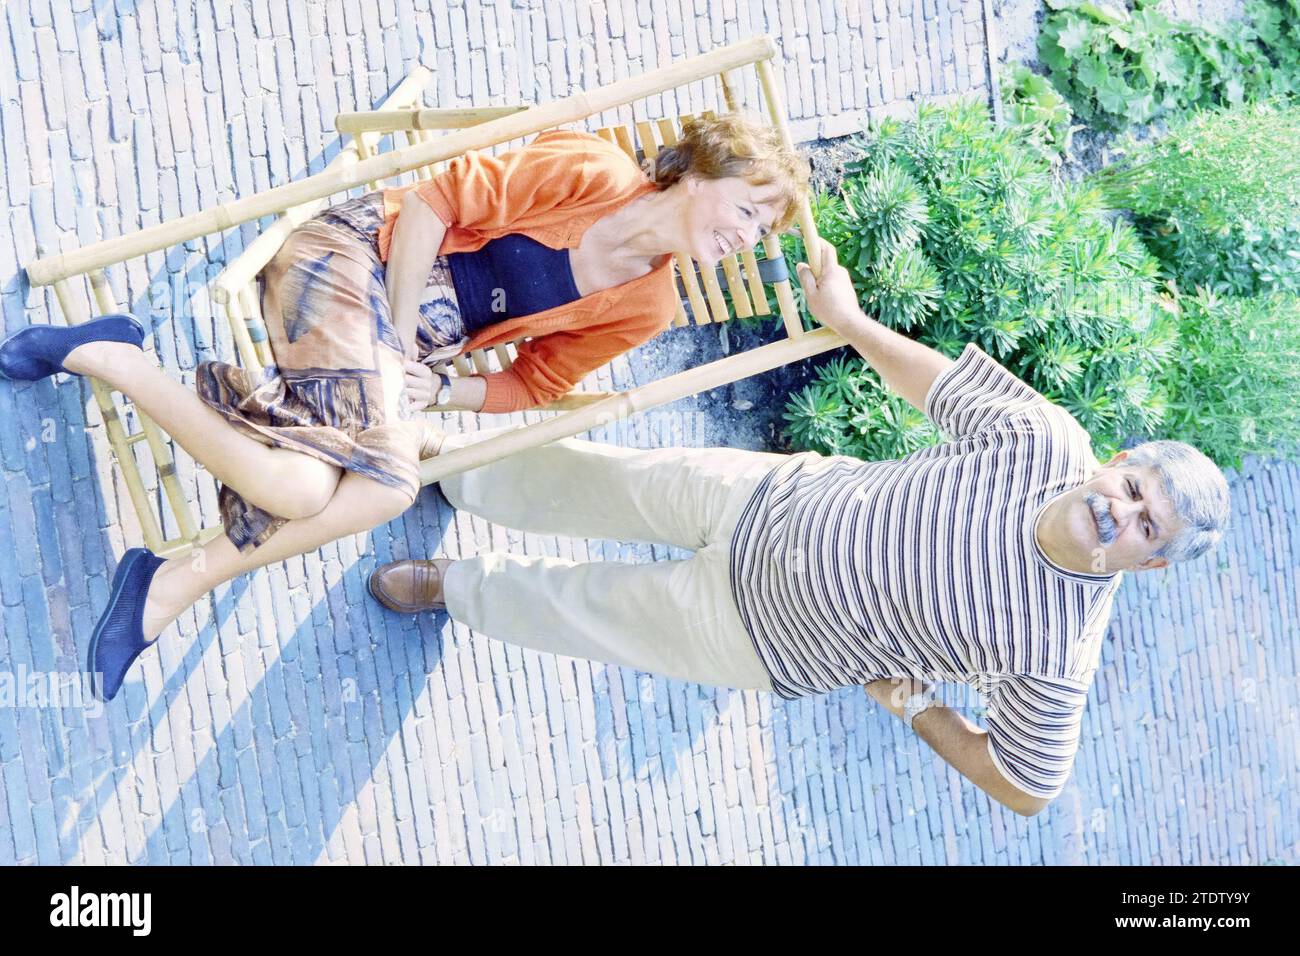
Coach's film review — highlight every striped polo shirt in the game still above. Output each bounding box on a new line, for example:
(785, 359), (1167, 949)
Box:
(727, 343), (1124, 798)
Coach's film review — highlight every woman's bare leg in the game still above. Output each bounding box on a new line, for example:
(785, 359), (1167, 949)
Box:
(63, 339), (344, 519)
(137, 470), (414, 640)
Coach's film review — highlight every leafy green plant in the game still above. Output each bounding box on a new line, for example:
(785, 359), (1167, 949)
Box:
(782, 99), (1172, 461)
(1000, 64), (1078, 163)
(1039, 0), (1285, 131)
(1089, 99), (1300, 293)
(1156, 287), (1300, 468)
(1141, 223), (1300, 296)
(1246, 0), (1300, 89)
(782, 356), (940, 461)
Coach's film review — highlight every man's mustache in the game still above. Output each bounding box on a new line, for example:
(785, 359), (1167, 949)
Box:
(1084, 492), (1117, 546)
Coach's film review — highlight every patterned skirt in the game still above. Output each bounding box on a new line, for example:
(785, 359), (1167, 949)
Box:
(196, 191), (470, 551)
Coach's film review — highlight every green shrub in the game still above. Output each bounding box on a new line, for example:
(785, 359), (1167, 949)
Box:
(1039, 0), (1288, 131)
(782, 354), (940, 461)
(1000, 63), (1077, 163)
(781, 99), (1173, 462)
(1089, 99), (1300, 293)
(1246, 0), (1300, 84)
(1157, 288), (1300, 468)
(1138, 222), (1300, 296)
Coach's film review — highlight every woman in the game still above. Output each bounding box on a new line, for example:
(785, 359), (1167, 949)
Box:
(0, 112), (810, 702)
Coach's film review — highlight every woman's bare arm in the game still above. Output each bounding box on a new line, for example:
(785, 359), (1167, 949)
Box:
(385, 191), (489, 413)
(385, 191), (449, 359)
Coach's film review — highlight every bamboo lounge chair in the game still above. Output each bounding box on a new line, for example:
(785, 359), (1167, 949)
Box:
(24, 36), (846, 559)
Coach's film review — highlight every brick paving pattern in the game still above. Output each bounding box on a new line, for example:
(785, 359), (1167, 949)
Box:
(0, 1), (1294, 864)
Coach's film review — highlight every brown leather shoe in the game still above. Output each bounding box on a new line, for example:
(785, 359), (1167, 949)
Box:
(368, 558), (455, 613)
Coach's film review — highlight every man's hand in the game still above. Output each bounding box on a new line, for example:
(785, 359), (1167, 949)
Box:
(403, 359), (437, 414)
(796, 236), (867, 337)
(794, 235), (955, 413)
(864, 678), (1050, 817)
(864, 675), (925, 710)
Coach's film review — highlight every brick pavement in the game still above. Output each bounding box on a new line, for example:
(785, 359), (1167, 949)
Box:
(0, 1), (1294, 864)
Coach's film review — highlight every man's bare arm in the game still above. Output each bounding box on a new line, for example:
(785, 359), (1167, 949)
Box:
(796, 237), (955, 413)
(864, 678), (1050, 817)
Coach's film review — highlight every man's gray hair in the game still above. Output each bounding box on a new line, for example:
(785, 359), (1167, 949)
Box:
(1123, 440), (1231, 563)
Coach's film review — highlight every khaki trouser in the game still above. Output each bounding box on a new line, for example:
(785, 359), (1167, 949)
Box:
(437, 424), (784, 691)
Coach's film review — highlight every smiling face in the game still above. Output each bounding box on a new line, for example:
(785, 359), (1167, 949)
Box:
(1038, 451), (1185, 574)
(680, 174), (783, 267)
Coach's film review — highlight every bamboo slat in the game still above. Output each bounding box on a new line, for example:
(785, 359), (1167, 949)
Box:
(420, 326), (848, 484)
(742, 248), (770, 313)
(633, 119), (659, 156)
(718, 69), (743, 110)
(763, 234), (802, 338)
(653, 117), (711, 326)
(222, 296), (261, 370)
(51, 277), (165, 551)
(88, 270), (200, 545)
(154, 524), (227, 561)
(355, 132), (381, 192)
(718, 252), (753, 318)
(754, 58), (820, 338)
(612, 124), (637, 160)
(236, 286), (274, 368)
(335, 105), (529, 134)
(403, 129), (430, 180)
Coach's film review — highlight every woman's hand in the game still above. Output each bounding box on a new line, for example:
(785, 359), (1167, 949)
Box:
(401, 334), (420, 364)
(402, 359), (438, 414)
(796, 236), (866, 336)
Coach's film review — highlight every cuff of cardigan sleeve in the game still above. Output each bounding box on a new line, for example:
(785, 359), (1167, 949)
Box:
(413, 181), (456, 232)
(478, 368), (543, 414)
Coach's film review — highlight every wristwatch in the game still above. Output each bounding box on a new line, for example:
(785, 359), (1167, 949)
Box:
(903, 686), (936, 731)
(432, 371), (452, 407)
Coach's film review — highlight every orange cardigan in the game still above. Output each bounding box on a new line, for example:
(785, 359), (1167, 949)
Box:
(378, 129), (679, 414)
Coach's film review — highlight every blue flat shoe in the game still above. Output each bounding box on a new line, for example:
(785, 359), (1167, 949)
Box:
(0, 312), (145, 382)
(87, 547), (167, 702)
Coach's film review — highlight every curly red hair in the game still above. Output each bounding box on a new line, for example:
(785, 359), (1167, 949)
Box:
(643, 111), (810, 235)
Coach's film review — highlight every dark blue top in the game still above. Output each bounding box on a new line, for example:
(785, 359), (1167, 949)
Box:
(446, 233), (582, 334)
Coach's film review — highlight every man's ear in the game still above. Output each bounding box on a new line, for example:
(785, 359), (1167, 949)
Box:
(1135, 556), (1169, 571)
(1103, 449), (1130, 468)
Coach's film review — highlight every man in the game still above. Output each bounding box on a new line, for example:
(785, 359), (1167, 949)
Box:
(369, 237), (1231, 817)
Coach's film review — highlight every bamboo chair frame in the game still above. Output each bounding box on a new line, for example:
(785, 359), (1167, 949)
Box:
(24, 36), (848, 557)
